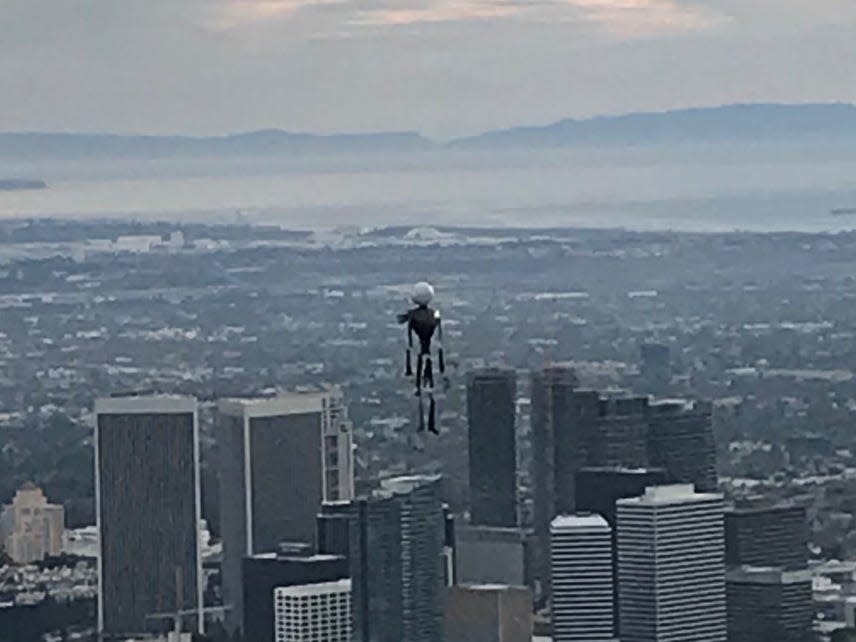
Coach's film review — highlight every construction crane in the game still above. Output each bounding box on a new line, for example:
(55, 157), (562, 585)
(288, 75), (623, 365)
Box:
(141, 567), (231, 642)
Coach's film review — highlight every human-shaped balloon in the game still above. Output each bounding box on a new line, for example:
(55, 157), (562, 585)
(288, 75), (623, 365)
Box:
(397, 281), (446, 434)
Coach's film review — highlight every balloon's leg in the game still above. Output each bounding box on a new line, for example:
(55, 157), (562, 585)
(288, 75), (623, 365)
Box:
(428, 395), (438, 435)
(425, 356), (434, 389)
(417, 395), (425, 432)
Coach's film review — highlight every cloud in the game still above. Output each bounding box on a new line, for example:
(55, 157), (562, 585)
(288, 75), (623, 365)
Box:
(206, 0), (722, 37)
(206, 0), (344, 31)
(352, 0), (522, 26)
(564, 0), (726, 37)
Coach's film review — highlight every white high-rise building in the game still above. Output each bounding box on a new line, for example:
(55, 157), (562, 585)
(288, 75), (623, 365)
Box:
(274, 579), (352, 642)
(550, 514), (615, 641)
(616, 484), (726, 642)
(218, 388), (355, 634)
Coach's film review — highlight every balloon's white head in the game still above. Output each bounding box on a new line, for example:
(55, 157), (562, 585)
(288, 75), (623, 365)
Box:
(411, 281), (435, 306)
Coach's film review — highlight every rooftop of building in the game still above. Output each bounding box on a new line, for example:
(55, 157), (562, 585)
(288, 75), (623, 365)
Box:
(376, 474), (441, 497)
(726, 565), (812, 584)
(218, 387), (342, 417)
(454, 583), (530, 593)
(94, 394), (197, 414)
(577, 466), (667, 476)
(274, 579), (351, 597)
(249, 552), (343, 563)
(550, 513), (610, 530)
(726, 501), (804, 515)
(616, 484), (723, 507)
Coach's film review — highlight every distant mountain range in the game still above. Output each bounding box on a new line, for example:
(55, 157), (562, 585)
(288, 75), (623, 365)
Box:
(3, 103), (856, 159)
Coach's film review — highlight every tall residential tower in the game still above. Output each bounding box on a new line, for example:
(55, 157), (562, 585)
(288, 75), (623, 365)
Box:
(351, 475), (446, 642)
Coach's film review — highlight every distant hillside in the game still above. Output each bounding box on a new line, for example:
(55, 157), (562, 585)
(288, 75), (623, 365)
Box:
(0, 129), (433, 160)
(4, 103), (856, 159)
(452, 103), (856, 149)
(0, 178), (47, 191)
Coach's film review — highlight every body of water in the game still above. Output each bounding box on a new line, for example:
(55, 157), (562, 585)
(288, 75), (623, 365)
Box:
(1, 143), (856, 233)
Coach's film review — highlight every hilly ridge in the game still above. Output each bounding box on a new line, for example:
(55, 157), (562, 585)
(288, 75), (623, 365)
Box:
(2, 103), (856, 160)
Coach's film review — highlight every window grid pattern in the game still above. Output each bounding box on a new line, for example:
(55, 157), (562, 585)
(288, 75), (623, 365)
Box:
(275, 582), (352, 642)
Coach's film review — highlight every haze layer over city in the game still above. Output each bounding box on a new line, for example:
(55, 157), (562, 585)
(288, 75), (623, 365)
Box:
(3, 2), (856, 642)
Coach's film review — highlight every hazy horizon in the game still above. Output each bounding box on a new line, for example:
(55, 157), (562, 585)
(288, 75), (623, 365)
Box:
(1, 100), (854, 140)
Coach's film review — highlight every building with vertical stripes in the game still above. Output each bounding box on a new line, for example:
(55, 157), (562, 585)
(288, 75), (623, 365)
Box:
(94, 395), (203, 638)
(274, 579), (352, 642)
(467, 367), (518, 528)
(725, 503), (808, 570)
(726, 566), (813, 642)
(530, 365), (582, 599)
(550, 514), (615, 642)
(351, 475), (446, 642)
(616, 484), (726, 642)
(218, 389), (354, 635)
(646, 400), (717, 493)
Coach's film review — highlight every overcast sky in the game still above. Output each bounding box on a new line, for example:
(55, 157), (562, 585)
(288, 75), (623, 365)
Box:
(2, 0), (856, 138)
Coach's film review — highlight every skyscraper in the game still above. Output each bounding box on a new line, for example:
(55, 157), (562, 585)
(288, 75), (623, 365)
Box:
(575, 467), (668, 634)
(274, 580), (352, 642)
(646, 399), (717, 493)
(530, 365), (582, 599)
(219, 389), (354, 634)
(725, 503), (808, 570)
(550, 514), (615, 642)
(639, 343), (671, 391)
(588, 396), (650, 469)
(95, 395), (202, 638)
(616, 484), (726, 642)
(467, 367), (518, 528)
(351, 475), (446, 642)
(726, 566), (813, 642)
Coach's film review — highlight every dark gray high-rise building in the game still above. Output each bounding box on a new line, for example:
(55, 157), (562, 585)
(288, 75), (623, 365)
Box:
(317, 500), (354, 560)
(589, 396), (650, 469)
(467, 368), (518, 528)
(726, 567), (813, 642)
(647, 399), (717, 493)
(725, 503), (808, 570)
(575, 466), (669, 635)
(640, 343), (671, 390)
(530, 366), (582, 600)
(351, 475), (446, 642)
(242, 543), (348, 642)
(219, 390), (354, 634)
(95, 395), (202, 638)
